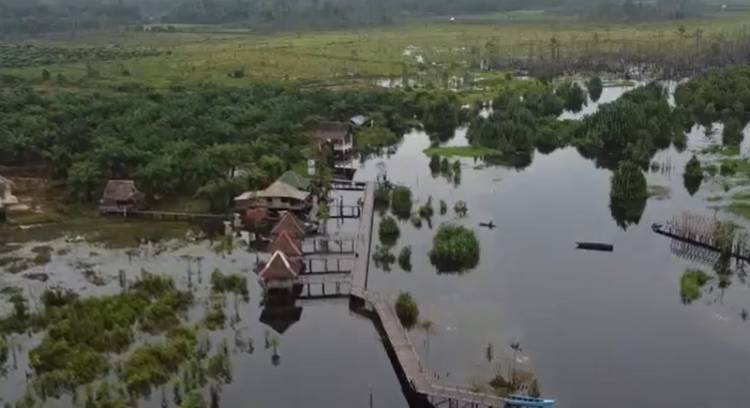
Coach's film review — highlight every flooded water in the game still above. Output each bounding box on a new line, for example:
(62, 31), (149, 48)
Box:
(351, 86), (750, 408)
(3, 84), (750, 408)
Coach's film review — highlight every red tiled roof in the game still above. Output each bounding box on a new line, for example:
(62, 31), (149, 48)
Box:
(267, 230), (303, 257)
(271, 212), (305, 237)
(260, 251), (299, 282)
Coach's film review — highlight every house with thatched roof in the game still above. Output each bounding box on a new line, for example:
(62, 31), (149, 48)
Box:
(234, 180), (311, 213)
(267, 230), (303, 258)
(99, 180), (145, 214)
(309, 121), (353, 157)
(271, 212), (305, 238)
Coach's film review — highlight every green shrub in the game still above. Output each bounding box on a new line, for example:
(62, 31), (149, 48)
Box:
(610, 161), (648, 200)
(429, 224), (480, 272)
(398, 246), (412, 272)
(680, 269), (711, 303)
(556, 81), (586, 112)
(379, 216), (400, 246)
(395, 292), (419, 329)
(373, 245), (396, 271)
(391, 186), (413, 219)
(587, 76), (603, 102)
(418, 196), (434, 219)
(210, 269), (249, 300)
(723, 118), (744, 146)
(683, 155), (704, 195)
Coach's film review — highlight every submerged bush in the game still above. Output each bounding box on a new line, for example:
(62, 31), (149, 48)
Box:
(210, 269), (249, 301)
(398, 246), (412, 272)
(391, 186), (413, 219)
(723, 118), (744, 147)
(680, 269), (711, 304)
(556, 81), (586, 112)
(373, 245), (396, 271)
(429, 224), (480, 272)
(378, 216), (400, 246)
(587, 76), (603, 102)
(395, 292), (419, 329)
(610, 161), (648, 200)
(683, 155), (703, 196)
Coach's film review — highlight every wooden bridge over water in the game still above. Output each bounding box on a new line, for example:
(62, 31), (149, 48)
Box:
(314, 182), (523, 408)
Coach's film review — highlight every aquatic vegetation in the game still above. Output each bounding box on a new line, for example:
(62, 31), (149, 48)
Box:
(423, 146), (502, 158)
(587, 76), (603, 102)
(610, 161), (648, 200)
(556, 81), (587, 112)
(374, 184), (391, 209)
(122, 327), (197, 396)
(398, 246), (412, 272)
(680, 269), (711, 304)
(722, 118), (744, 147)
(683, 155), (704, 196)
(454, 201), (469, 217)
(204, 296), (226, 330)
(420, 94), (461, 142)
(411, 214), (423, 228)
(675, 66), (750, 124)
(429, 224), (480, 272)
(391, 186), (413, 219)
(0, 336), (7, 366)
(373, 245), (396, 271)
(439, 200), (448, 215)
(210, 269), (249, 301)
(418, 196), (434, 219)
(378, 216), (400, 246)
(206, 342), (232, 383)
(395, 292), (419, 329)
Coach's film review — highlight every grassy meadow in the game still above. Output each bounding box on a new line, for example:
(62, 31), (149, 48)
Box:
(3, 12), (750, 89)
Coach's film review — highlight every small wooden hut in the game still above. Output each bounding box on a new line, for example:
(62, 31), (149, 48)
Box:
(309, 121), (353, 157)
(99, 180), (145, 214)
(234, 180), (311, 214)
(271, 212), (305, 238)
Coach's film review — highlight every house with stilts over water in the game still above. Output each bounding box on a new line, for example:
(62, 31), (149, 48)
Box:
(259, 250), (302, 292)
(234, 180), (311, 215)
(267, 230), (303, 258)
(308, 121), (353, 158)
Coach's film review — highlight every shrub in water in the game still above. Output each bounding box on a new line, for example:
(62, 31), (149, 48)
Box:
(429, 224), (480, 272)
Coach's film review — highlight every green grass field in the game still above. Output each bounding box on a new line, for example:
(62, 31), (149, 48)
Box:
(3, 13), (750, 89)
(423, 145), (502, 157)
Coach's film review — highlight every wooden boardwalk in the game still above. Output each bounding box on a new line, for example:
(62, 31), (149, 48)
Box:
(101, 208), (228, 221)
(351, 182), (375, 298)
(304, 181), (519, 407)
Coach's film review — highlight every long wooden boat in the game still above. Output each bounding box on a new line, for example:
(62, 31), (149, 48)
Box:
(504, 394), (556, 407)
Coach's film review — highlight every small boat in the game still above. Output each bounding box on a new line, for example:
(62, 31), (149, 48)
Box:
(576, 242), (614, 252)
(479, 221), (496, 229)
(504, 394), (556, 408)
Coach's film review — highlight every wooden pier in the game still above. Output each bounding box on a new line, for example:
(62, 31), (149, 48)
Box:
(298, 181), (533, 407)
(101, 208), (229, 221)
(330, 179), (367, 191)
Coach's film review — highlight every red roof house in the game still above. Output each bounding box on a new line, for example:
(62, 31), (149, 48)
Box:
(271, 212), (305, 238)
(259, 251), (300, 283)
(267, 230), (303, 258)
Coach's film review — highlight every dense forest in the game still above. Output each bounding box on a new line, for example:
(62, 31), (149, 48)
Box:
(0, 0), (731, 35)
(0, 83), (454, 208)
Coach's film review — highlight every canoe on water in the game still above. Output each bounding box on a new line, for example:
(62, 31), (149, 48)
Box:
(504, 394), (556, 407)
(576, 242), (614, 252)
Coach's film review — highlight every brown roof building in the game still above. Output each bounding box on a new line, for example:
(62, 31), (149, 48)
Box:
(267, 230), (303, 258)
(234, 180), (311, 213)
(271, 212), (305, 238)
(260, 251), (300, 283)
(309, 121), (353, 156)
